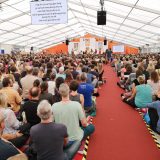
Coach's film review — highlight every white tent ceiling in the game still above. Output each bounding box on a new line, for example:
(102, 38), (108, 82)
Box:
(0, 0), (160, 49)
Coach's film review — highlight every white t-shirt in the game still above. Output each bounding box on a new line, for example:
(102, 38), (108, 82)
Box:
(48, 81), (56, 95)
(0, 108), (20, 134)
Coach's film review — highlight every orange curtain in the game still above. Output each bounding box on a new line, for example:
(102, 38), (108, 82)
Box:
(45, 43), (68, 54)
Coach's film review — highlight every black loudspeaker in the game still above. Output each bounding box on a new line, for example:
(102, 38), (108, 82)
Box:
(66, 39), (69, 45)
(30, 46), (33, 51)
(97, 11), (106, 25)
(104, 39), (107, 45)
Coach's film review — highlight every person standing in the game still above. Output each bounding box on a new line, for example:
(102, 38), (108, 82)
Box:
(107, 48), (113, 62)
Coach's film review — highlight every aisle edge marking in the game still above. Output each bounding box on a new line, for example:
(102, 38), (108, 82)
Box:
(137, 109), (160, 150)
(82, 118), (93, 160)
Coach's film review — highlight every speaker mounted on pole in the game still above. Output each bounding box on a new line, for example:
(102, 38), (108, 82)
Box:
(104, 38), (107, 45)
(97, 11), (106, 25)
(66, 39), (69, 45)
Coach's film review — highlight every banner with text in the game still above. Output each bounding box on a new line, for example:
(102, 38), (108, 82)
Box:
(30, 0), (68, 25)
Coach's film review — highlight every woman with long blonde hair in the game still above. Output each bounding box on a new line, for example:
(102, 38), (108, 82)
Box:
(0, 93), (28, 148)
(147, 62), (155, 75)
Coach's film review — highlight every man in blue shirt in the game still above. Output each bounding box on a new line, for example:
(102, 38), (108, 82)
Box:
(78, 73), (94, 111)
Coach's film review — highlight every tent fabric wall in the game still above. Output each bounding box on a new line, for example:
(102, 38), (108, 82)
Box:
(45, 43), (68, 54)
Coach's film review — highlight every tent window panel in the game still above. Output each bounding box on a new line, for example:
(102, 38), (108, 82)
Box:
(1, 33), (20, 39)
(0, 22), (19, 31)
(129, 9), (159, 22)
(142, 25), (160, 34)
(14, 28), (33, 34)
(105, 1), (132, 16)
(151, 17), (160, 26)
(137, 0), (160, 12)
(107, 15), (124, 23)
(123, 19), (144, 28)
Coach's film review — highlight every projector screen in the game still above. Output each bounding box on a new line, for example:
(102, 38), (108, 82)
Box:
(113, 45), (125, 53)
(30, 0), (68, 25)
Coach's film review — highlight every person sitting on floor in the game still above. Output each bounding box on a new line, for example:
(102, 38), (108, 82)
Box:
(56, 67), (66, 80)
(0, 77), (22, 113)
(0, 93), (29, 148)
(147, 71), (160, 100)
(143, 101), (160, 134)
(33, 79), (40, 88)
(20, 66), (38, 100)
(48, 73), (56, 96)
(19, 87), (41, 127)
(7, 154), (28, 160)
(70, 80), (84, 107)
(52, 83), (95, 160)
(121, 69), (143, 100)
(39, 82), (54, 105)
(78, 73), (96, 115)
(29, 100), (68, 160)
(122, 76), (152, 108)
(0, 113), (27, 160)
(53, 77), (64, 103)
(117, 64), (133, 89)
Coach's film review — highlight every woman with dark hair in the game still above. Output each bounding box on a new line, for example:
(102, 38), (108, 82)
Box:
(33, 79), (40, 88)
(43, 62), (53, 81)
(65, 69), (73, 85)
(117, 64), (133, 89)
(10, 66), (21, 88)
(70, 80), (84, 107)
(121, 69), (143, 99)
(39, 82), (53, 105)
(147, 71), (160, 97)
(155, 59), (160, 69)
(53, 77), (65, 103)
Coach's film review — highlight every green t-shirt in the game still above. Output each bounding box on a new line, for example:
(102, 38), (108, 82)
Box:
(135, 84), (152, 108)
(52, 101), (85, 141)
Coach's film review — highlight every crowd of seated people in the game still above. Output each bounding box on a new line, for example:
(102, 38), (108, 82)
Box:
(0, 53), (106, 160)
(114, 54), (160, 134)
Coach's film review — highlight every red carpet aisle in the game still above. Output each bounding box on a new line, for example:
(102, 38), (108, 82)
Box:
(87, 65), (160, 160)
